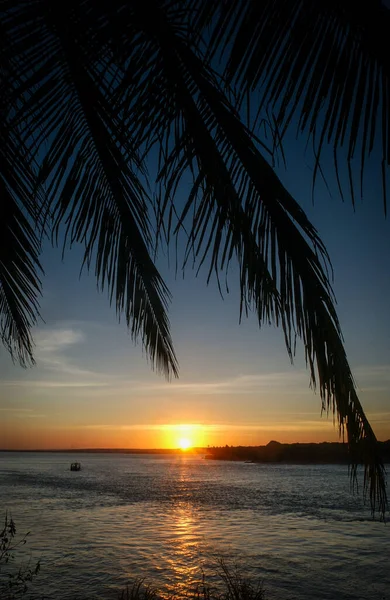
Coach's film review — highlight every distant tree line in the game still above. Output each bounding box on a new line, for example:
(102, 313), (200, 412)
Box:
(205, 440), (390, 464)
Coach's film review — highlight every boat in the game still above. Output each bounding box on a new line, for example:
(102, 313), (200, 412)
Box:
(70, 462), (81, 471)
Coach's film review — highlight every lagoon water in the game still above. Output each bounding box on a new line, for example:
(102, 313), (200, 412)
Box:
(0, 452), (389, 600)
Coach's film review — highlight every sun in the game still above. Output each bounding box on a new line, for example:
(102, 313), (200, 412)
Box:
(178, 437), (192, 450)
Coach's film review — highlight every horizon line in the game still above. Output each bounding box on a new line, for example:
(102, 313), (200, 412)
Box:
(1, 439), (389, 453)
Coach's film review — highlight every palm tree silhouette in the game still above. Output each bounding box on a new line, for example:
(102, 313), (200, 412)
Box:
(1, 0), (388, 516)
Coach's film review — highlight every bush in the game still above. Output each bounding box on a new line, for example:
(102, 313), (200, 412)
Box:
(119, 559), (266, 600)
(0, 513), (40, 599)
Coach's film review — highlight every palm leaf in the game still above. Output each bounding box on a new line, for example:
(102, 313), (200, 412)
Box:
(0, 10), (44, 366)
(198, 0), (390, 209)
(121, 2), (386, 516)
(3, 0), (178, 377)
(0, 128), (43, 367)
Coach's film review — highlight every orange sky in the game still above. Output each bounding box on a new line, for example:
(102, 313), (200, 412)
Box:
(2, 328), (389, 449)
(2, 414), (389, 451)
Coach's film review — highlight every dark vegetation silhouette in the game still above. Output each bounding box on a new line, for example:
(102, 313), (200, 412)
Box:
(0, 514), (40, 599)
(205, 440), (390, 464)
(1, 0), (389, 516)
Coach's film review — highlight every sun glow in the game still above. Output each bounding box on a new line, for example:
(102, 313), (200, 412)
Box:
(160, 423), (205, 449)
(178, 437), (192, 450)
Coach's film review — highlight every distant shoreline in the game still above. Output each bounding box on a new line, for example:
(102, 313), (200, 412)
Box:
(204, 440), (390, 464)
(0, 447), (195, 454)
(1, 440), (389, 464)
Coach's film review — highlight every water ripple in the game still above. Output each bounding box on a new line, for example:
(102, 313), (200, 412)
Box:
(0, 454), (388, 600)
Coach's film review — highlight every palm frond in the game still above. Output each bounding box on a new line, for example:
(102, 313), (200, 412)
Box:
(0, 9), (44, 366)
(3, 0), (178, 377)
(199, 0), (390, 209)
(121, 3), (386, 516)
(0, 128), (43, 366)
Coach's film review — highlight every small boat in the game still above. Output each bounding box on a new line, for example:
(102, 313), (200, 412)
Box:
(70, 462), (81, 471)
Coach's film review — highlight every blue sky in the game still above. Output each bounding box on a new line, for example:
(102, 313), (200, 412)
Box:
(1, 136), (390, 449)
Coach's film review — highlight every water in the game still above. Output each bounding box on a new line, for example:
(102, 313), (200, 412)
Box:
(0, 452), (389, 600)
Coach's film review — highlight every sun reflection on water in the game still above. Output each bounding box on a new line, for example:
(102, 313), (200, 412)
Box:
(2, 456), (389, 600)
(163, 502), (203, 597)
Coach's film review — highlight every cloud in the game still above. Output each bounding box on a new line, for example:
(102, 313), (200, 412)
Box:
(354, 365), (390, 378)
(1, 326), (109, 389)
(133, 371), (307, 395)
(34, 328), (84, 352)
(366, 412), (390, 423)
(1, 380), (108, 389)
(52, 369), (310, 401)
(0, 407), (46, 418)
(33, 327), (104, 379)
(0, 407), (33, 412)
(73, 418), (335, 432)
(353, 364), (390, 392)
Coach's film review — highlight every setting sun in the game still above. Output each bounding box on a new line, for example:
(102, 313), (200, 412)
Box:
(178, 437), (192, 450)
(160, 424), (204, 449)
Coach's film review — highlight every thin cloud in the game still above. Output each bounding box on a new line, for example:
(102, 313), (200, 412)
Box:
(59, 370), (310, 400)
(1, 380), (108, 389)
(33, 326), (106, 380)
(0, 407), (46, 418)
(74, 419), (335, 432)
(0, 407), (33, 412)
(354, 365), (390, 377)
(34, 328), (84, 351)
(16, 412), (47, 419)
(0, 327), (110, 390)
(353, 365), (390, 391)
(134, 371), (307, 395)
(366, 412), (390, 422)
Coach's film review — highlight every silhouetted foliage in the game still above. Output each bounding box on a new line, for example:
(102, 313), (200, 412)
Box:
(118, 558), (266, 600)
(206, 441), (390, 465)
(0, 514), (40, 599)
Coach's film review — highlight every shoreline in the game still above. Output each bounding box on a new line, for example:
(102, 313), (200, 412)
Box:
(1, 439), (389, 464)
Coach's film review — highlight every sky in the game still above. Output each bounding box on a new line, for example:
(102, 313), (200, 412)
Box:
(1, 134), (390, 450)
